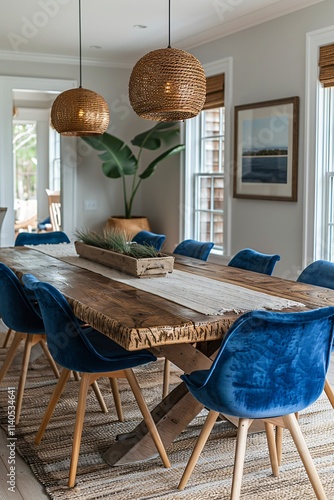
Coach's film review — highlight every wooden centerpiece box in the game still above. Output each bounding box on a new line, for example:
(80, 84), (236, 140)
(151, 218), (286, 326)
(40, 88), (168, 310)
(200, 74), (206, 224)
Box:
(74, 241), (174, 278)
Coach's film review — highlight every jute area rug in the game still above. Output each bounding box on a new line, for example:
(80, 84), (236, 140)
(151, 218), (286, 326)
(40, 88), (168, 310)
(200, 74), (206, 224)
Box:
(1, 346), (334, 499)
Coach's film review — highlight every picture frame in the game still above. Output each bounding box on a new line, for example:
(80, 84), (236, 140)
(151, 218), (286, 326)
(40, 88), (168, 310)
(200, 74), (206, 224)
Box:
(233, 96), (299, 201)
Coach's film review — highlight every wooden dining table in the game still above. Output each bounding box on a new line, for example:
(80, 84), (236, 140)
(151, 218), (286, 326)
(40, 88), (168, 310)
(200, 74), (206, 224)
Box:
(1, 245), (334, 467)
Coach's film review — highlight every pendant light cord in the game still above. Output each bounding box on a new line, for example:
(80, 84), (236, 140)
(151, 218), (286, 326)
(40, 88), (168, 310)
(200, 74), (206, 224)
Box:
(79, 0), (82, 88)
(168, 0), (171, 48)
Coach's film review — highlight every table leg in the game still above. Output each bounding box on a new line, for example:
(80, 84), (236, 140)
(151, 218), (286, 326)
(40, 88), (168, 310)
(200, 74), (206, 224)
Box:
(103, 381), (203, 465)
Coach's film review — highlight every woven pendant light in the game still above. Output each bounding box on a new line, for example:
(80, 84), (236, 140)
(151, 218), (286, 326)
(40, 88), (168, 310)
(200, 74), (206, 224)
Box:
(129, 0), (206, 122)
(51, 0), (109, 136)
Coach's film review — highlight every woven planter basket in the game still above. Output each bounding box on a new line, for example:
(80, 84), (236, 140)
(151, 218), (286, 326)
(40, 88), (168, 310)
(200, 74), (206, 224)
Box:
(129, 47), (206, 122)
(51, 87), (110, 136)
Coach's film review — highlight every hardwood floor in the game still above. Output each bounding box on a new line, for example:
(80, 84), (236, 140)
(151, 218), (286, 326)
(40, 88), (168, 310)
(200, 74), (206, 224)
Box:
(1, 326), (334, 499)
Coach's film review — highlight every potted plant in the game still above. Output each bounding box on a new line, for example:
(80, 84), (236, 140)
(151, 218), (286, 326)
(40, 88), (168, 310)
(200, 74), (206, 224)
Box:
(81, 122), (184, 234)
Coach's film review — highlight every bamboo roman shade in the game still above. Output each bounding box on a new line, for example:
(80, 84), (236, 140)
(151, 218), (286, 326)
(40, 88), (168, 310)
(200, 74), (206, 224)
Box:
(202, 73), (224, 110)
(319, 44), (334, 87)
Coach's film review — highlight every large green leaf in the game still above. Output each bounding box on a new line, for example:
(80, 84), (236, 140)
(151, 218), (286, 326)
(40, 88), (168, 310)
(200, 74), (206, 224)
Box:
(131, 122), (180, 151)
(82, 133), (137, 178)
(139, 144), (185, 179)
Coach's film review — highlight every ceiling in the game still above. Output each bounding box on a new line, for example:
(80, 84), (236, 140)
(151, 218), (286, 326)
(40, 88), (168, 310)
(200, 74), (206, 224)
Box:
(0, 0), (325, 67)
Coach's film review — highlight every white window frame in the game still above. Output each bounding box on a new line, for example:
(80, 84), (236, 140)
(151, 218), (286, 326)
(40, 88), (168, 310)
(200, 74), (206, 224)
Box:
(180, 57), (233, 260)
(304, 25), (334, 266)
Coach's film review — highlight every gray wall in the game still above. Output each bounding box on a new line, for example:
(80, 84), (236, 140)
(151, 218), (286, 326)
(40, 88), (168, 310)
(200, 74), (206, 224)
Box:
(2, 0), (334, 277)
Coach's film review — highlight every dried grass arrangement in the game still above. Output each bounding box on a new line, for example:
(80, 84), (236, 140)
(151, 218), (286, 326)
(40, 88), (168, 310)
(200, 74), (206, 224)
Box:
(75, 228), (160, 259)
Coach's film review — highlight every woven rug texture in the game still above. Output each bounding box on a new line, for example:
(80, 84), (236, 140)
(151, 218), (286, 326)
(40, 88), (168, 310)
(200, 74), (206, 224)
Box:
(0, 345), (334, 499)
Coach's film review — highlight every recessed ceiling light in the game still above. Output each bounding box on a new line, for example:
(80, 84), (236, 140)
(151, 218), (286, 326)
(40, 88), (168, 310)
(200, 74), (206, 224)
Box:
(133, 24), (147, 29)
(89, 45), (101, 50)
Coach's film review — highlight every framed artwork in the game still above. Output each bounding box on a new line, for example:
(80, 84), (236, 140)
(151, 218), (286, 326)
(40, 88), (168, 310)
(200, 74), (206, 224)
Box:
(233, 96), (299, 201)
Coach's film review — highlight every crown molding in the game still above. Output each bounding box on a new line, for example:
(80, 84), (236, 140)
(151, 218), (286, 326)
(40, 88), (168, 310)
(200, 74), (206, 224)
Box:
(181, 0), (326, 52)
(0, 49), (132, 69)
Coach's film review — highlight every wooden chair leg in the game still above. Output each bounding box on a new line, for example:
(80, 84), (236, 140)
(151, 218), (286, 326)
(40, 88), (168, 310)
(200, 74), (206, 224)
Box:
(276, 426), (283, 466)
(39, 338), (60, 378)
(162, 358), (170, 399)
(68, 373), (91, 488)
(0, 332), (24, 382)
(231, 418), (252, 500)
(72, 371), (80, 381)
(282, 413), (327, 500)
(178, 410), (219, 490)
(91, 381), (108, 413)
(109, 377), (124, 422)
(125, 368), (171, 469)
(264, 422), (279, 476)
(324, 379), (334, 409)
(2, 328), (13, 348)
(35, 368), (71, 444)
(15, 334), (35, 424)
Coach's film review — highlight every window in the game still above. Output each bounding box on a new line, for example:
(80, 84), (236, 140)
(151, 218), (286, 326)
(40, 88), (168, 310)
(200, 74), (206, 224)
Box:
(312, 41), (334, 261)
(194, 107), (225, 250)
(184, 73), (226, 254)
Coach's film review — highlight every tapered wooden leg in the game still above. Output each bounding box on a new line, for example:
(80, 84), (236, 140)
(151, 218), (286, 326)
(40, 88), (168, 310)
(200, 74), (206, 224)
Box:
(35, 368), (71, 444)
(72, 371), (80, 381)
(125, 369), (171, 469)
(39, 338), (60, 378)
(15, 335), (34, 424)
(282, 413), (327, 500)
(265, 422), (279, 476)
(162, 359), (170, 399)
(231, 418), (252, 500)
(0, 332), (24, 382)
(68, 373), (91, 488)
(178, 410), (219, 490)
(324, 379), (334, 409)
(91, 381), (108, 413)
(109, 378), (124, 422)
(2, 328), (13, 348)
(276, 426), (283, 466)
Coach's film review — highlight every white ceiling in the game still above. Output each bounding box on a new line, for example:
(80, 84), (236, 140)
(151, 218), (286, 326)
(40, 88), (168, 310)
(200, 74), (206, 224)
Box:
(0, 0), (325, 67)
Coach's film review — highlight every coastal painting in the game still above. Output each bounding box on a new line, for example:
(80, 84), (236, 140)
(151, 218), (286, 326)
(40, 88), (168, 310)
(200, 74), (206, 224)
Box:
(233, 97), (299, 201)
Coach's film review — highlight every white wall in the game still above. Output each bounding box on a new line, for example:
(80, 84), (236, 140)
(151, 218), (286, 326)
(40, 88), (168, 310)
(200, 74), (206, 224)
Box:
(1, 0), (334, 276)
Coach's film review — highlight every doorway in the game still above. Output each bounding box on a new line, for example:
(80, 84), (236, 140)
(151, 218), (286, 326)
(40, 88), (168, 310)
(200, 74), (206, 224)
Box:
(0, 76), (77, 246)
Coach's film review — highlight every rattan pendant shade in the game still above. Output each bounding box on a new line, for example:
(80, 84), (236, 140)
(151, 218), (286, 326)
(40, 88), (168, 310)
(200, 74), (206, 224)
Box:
(129, 0), (206, 122)
(50, 0), (109, 136)
(51, 87), (109, 136)
(129, 47), (206, 122)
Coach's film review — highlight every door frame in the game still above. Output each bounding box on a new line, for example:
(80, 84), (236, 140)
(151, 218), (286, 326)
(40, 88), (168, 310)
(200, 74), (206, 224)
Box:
(0, 76), (76, 246)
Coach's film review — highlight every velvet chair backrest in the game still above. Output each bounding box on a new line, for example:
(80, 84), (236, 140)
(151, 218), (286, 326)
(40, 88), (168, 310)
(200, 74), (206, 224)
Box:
(132, 230), (166, 251)
(297, 260), (334, 289)
(173, 239), (214, 261)
(0, 263), (44, 333)
(227, 248), (280, 275)
(22, 274), (156, 373)
(15, 231), (70, 246)
(182, 307), (334, 419)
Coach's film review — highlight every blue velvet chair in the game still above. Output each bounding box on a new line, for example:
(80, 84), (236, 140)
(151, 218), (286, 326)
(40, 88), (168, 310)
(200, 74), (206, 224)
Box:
(227, 248), (281, 275)
(173, 239), (214, 261)
(23, 274), (170, 488)
(0, 263), (60, 424)
(2, 230), (71, 348)
(132, 230), (166, 251)
(296, 260), (334, 410)
(15, 230), (70, 246)
(177, 307), (334, 498)
(37, 216), (51, 232)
